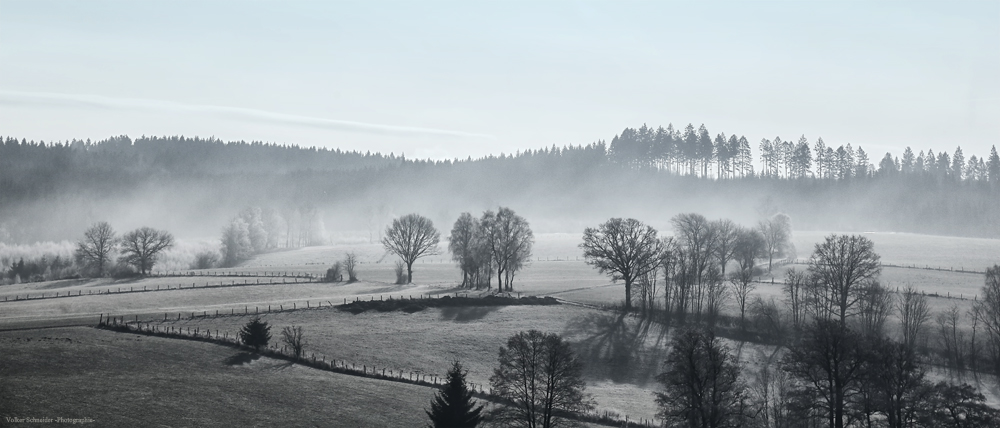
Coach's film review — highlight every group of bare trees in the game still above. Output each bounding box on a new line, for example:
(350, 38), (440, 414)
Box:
(580, 212), (792, 323)
(219, 206), (322, 268)
(653, 236), (1000, 428)
(75, 222), (174, 277)
(448, 207), (534, 292)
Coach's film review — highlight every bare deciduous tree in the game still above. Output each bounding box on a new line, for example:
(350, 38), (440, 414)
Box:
(75, 221), (117, 277)
(281, 326), (306, 359)
(657, 329), (748, 427)
(748, 350), (794, 428)
(730, 270), (756, 330)
(973, 265), (1000, 375)
(784, 268), (807, 331)
(898, 285), (931, 351)
(382, 213), (441, 284)
(671, 213), (719, 290)
(731, 227), (764, 328)
(782, 319), (868, 428)
(343, 252), (358, 283)
(581, 218), (663, 310)
(807, 234), (881, 328)
(936, 305), (966, 369)
(119, 227), (174, 275)
(449, 212), (480, 288)
(857, 281), (893, 338)
(712, 218), (739, 276)
(481, 207), (533, 292)
(490, 330), (593, 428)
(758, 213), (792, 272)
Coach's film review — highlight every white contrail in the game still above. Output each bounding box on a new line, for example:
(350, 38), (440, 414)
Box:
(0, 90), (496, 140)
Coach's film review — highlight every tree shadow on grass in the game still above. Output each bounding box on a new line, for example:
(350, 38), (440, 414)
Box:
(224, 352), (261, 366)
(563, 310), (672, 387)
(36, 279), (97, 290)
(439, 306), (502, 322)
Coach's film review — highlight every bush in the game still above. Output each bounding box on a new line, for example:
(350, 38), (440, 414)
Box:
(325, 262), (343, 282)
(191, 251), (219, 270)
(394, 261), (406, 285)
(239, 316), (271, 352)
(5, 256), (77, 282)
(344, 252), (358, 283)
(109, 262), (140, 279)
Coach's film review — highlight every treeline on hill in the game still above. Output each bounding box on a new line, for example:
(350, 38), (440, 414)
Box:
(604, 123), (1000, 182)
(0, 129), (997, 243)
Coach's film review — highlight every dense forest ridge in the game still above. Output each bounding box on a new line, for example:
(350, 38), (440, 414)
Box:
(2, 126), (998, 181)
(1, 126), (999, 243)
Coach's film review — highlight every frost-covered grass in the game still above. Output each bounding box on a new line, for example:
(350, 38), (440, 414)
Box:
(791, 231), (1000, 272)
(3, 230), (998, 422)
(0, 326), (434, 427)
(150, 304), (667, 421)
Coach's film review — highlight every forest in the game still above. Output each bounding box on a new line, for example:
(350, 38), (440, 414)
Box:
(0, 126), (997, 244)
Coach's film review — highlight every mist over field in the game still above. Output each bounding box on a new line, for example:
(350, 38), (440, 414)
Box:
(2, 2), (999, 426)
(1, 135), (997, 246)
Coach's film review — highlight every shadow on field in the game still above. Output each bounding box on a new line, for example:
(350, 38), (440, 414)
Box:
(563, 310), (672, 386)
(224, 352), (261, 366)
(365, 284), (414, 294)
(439, 306), (501, 322)
(37, 279), (97, 290)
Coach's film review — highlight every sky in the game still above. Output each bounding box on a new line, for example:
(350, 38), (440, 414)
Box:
(0, 0), (997, 160)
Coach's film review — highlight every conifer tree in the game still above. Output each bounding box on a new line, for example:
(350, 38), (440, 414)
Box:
(426, 361), (484, 428)
(988, 145), (1000, 183)
(239, 316), (271, 352)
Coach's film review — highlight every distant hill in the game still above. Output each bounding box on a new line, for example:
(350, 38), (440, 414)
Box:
(1, 133), (997, 243)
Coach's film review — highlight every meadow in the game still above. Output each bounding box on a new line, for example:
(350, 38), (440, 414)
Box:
(1, 230), (998, 425)
(0, 326), (435, 427)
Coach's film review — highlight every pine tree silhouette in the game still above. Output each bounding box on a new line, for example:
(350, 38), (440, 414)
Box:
(426, 361), (484, 428)
(239, 316), (271, 352)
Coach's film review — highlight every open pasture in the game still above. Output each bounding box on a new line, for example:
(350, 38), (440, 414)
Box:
(0, 279), (459, 328)
(5, 231), (993, 340)
(0, 326), (435, 427)
(151, 304), (672, 421)
(791, 231), (1000, 272)
(2, 230), (997, 424)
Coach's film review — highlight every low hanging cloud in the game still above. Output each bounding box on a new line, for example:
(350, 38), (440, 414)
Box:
(0, 90), (496, 140)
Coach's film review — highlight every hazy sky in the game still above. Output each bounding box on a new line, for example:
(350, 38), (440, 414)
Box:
(1, 0), (997, 160)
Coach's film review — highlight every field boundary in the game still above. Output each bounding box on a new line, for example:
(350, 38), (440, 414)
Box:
(786, 259), (987, 275)
(151, 270), (319, 279)
(96, 318), (659, 428)
(0, 277), (323, 304)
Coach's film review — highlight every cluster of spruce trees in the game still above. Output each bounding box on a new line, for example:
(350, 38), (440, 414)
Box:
(604, 123), (1000, 182)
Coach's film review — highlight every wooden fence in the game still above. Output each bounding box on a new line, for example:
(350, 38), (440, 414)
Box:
(97, 317), (658, 428)
(1, 276), (323, 303)
(97, 304), (660, 428)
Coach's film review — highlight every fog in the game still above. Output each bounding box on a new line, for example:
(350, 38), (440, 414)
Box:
(1, 136), (997, 250)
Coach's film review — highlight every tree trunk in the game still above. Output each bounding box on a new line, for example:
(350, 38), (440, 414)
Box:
(406, 261), (413, 284)
(624, 278), (632, 310)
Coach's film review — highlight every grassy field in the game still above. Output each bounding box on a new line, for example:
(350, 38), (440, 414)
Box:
(791, 231), (1000, 272)
(0, 326), (436, 427)
(2, 230), (998, 424)
(147, 304), (666, 421)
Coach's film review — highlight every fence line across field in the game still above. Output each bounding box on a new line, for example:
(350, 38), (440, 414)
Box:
(92, 292), (472, 325)
(785, 258), (987, 275)
(99, 315), (658, 428)
(0, 276), (325, 303)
